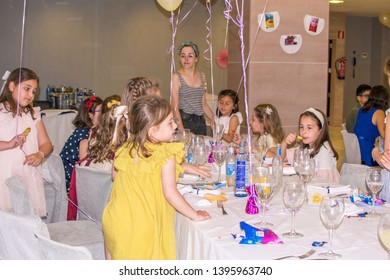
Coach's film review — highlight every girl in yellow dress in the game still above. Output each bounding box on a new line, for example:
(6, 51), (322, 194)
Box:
(102, 95), (211, 260)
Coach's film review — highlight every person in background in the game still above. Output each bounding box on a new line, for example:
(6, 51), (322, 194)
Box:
(121, 76), (211, 179)
(214, 89), (242, 143)
(234, 104), (284, 158)
(102, 95), (211, 260)
(354, 85), (388, 166)
(0, 67), (53, 217)
(345, 84), (371, 133)
(281, 107), (340, 183)
(60, 95), (103, 192)
(372, 57), (390, 202)
(171, 41), (214, 135)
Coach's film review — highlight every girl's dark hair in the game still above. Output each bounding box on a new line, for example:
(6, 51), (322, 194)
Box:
(362, 85), (389, 112)
(216, 89), (239, 116)
(299, 109), (338, 160)
(0, 67), (39, 118)
(72, 96), (103, 128)
(128, 95), (172, 158)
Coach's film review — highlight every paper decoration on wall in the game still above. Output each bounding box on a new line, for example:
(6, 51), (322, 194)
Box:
(279, 34), (302, 54)
(258, 12), (280, 32)
(303, 15), (325, 35)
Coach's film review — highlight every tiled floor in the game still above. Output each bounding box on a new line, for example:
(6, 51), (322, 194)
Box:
(329, 125), (344, 171)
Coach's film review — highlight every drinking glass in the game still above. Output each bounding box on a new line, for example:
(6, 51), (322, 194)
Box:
(213, 123), (224, 143)
(295, 157), (316, 197)
(193, 144), (210, 165)
(180, 129), (191, 145)
(378, 213), (390, 259)
(212, 144), (227, 181)
(253, 167), (276, 228)
(293, 148), (309, 173)
(282, 181), (305, 238)
(253, 135), (267, 165)
(366, 167), (384, 216)
(319, 196), (345, 259)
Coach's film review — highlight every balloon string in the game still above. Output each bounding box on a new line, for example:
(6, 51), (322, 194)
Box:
(224, 0), (254, 185)
(15, 0), (27, 137)
(202, 1), (214, 99)
(236, 0), (269, 93)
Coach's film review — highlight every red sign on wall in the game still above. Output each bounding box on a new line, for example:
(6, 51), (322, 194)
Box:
(338, 30), (345, 39)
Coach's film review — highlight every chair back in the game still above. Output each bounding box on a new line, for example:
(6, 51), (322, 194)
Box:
(5, 176), (34, 216)
(341, 130), (361, 164)
(0, 210), (48, 259)
(44, 153), (68, 223)
(35, 228), (93, 260)
(340, 163), (369, 193)
(75, 165), (112, 223)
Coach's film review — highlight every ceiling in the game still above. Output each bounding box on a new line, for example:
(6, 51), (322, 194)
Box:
(329, 0), (390, 17)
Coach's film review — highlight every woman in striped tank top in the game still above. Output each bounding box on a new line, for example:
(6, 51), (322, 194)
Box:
(171, 41), (214, 135)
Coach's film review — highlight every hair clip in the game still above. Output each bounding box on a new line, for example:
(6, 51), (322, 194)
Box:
(265, 106), (273, 115)
(107, 100), (120, 109)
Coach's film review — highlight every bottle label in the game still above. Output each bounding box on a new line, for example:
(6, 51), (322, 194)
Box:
(236, 160), (246, 188)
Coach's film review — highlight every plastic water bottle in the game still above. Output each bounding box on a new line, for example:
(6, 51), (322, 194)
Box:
(226, 143), (236, 187)
(187, 137), (196, 164)
(272, 143), (283, 192)
(235, 141), (248, 197)
(46, 85), (51, 101)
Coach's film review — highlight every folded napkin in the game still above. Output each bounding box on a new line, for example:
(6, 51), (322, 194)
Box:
(344, 202), (365, 217)
(177, 184), (225, 206)
(283, 165), (296, 175)
(307, 183), (351, 206)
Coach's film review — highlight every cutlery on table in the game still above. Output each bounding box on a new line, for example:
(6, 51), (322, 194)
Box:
(274, 249), (316, 260)
(217, 200), (228, 215)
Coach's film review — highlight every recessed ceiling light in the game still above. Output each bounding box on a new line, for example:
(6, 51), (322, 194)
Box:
(329, 0), (344, 3)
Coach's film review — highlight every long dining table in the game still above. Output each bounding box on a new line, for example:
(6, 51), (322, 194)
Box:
(175, 173), (390, 260)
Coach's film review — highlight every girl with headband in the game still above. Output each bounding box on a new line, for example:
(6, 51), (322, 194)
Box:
(281, 107), (340, 183)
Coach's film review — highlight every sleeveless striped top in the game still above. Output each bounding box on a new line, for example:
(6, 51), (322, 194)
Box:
(178, 72), (205, 116)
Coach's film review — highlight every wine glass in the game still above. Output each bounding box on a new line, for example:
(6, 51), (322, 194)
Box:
(253, 167), (276, 228)
(193, 144), (210, 165)
(180, 129), (191, 145)
(253, 135), (267, 165)
(319, 196), (345, 259)
(282, 180), (305, 238)
(293, 148), (309, 173)
(295, 157), (316, 197)
(366, 167), (384, 216)
(212, 144), (227, 181)
(378, 213), (390, 259)
(213, 122), (224, 143)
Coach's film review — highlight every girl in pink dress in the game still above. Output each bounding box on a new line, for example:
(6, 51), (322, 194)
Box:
(0, 68), (53, 217)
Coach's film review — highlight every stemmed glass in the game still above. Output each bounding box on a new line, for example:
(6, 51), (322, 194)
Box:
(293, 148), (309, 173)
(295, 157), (316, 197)
(319, 196), (345, 259)
(212, 144), (227, 181)
(253, 167), (276, 228)
(282, 181), (305, 238)
(378, 213), (390, 259)
(253, 135), (267, 165)
(213, 122), (224, 143)
(366, 167), (384, 216)
(193, 144), (210, 165)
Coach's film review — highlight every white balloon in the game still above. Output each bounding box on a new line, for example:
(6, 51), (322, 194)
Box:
(156, 0), (182, 12)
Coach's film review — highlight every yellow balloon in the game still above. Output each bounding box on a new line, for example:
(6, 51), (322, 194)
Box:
(379, 13), (390, 28)
(156, 0), (182, 12)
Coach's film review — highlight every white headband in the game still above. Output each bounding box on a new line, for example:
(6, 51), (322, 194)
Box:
(304, 107), (324, 127)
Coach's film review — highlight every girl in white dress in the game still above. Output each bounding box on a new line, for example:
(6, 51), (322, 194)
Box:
(281, 107), (340, 183)
(214, 89), (242, 143)
(0, 68), (53, 217)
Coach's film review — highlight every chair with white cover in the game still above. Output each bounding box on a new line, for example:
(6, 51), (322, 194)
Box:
(341, 130), (362, 164)
(34, 228), (93, 260)
(2, 176), (105, 259)
(5, 175), (34, 216)
(340, 163), (370, 193)
(75, 165), (112, 223)
(44, 153), (68, 223)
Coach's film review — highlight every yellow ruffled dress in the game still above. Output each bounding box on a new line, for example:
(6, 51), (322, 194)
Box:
(102, 141), (184, 260)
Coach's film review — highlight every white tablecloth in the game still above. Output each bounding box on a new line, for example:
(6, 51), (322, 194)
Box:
(175, 175), (390, 260)
(41, 109), (77, 154)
